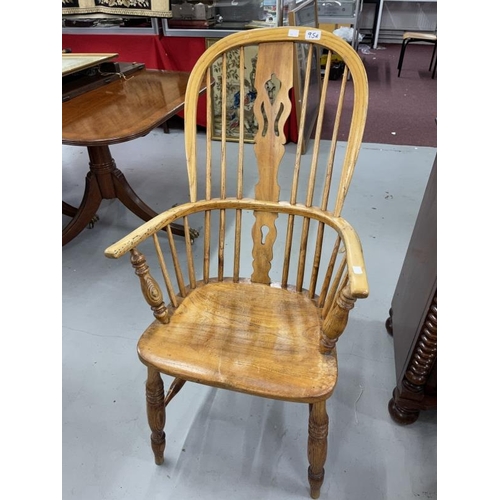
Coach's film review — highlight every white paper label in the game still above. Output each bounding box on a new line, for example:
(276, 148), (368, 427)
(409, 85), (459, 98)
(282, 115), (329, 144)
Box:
(353, 266), (363, 274)
(288, 29), (300, 38)
(305, 30), (321, 40)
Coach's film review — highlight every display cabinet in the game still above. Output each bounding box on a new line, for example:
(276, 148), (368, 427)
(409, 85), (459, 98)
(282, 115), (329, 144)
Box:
(62, 14), (161, 35)
(163, 0), (294, 37)
(62, 1), (362, 40)
(164, 0), (363, 38)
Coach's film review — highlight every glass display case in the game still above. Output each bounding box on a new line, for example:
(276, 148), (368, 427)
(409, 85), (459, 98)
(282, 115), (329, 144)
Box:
(162, 0), (361, 39)
(163, 0), (293, 37)
(62, 14), (161, 35)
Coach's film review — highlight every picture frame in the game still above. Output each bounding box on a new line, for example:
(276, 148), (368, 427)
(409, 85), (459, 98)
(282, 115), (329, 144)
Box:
(62, 0), (172, 18)
(287, 0), (321, 153)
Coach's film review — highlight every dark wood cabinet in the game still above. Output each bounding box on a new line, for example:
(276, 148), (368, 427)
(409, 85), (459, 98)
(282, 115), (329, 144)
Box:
(386, 156), (437, 425)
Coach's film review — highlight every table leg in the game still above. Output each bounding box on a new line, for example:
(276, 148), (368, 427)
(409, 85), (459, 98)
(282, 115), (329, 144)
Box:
(63, 201), (99, 226)
(62, 172), (103, 246)
(63, 145), (198, 246)
(62, 201), (77, 218)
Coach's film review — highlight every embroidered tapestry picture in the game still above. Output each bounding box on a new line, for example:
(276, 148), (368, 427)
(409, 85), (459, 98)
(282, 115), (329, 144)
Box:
(207, 40), (259, 143)
(96, 1), (150, 10)
(62, 0), (172, 18)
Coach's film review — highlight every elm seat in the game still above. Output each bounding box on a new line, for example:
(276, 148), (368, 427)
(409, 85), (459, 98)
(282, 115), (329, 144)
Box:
(397, 31), (437, 78)
(138, 281), (338, 402)
(105, 26), (369, 499)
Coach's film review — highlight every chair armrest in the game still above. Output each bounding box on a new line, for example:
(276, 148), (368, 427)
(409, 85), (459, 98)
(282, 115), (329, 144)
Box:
(104, 203), (198, 259)
(331, 217), (369, 299)
(104, 198), (368, 299)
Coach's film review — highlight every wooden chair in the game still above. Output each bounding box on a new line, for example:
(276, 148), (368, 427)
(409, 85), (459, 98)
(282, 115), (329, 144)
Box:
(105, 27), (369, 498)
(397, 31), (437, 78)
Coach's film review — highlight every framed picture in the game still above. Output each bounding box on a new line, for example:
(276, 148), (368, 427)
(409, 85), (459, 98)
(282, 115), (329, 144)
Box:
(206, 38), (259, 143)
(287, 0), (321, 153)
(62, 0), (172, 18)
(287, 0), (318, 27)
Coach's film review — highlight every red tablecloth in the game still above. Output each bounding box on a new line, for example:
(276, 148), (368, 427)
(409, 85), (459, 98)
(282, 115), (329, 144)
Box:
(62, 34), (170, 69)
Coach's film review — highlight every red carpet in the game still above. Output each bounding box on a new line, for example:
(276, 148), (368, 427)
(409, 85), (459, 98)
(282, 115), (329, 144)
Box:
(322, 42), (437, 147)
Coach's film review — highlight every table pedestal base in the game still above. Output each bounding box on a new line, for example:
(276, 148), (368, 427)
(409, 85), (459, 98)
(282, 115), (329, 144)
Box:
(63, 145), (198, 246)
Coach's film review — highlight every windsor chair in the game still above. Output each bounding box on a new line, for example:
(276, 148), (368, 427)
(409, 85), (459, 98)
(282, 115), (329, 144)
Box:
(105, 26), (369, 498)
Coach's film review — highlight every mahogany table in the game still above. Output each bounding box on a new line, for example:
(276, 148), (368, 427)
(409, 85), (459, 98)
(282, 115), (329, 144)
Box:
(62, 67), (199, 246)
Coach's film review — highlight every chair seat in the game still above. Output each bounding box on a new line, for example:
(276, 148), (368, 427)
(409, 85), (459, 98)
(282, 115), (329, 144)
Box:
(137, 281), (338, 403)
(403, 31), (437, 42)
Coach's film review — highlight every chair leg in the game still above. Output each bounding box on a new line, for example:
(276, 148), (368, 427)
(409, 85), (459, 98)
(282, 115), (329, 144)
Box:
(307, 401), (329, 499)
(397, 39), (410, 77)
(429, 43), (437, 71)
(146, 366), (166, 465)
(431, 59), (437, 79)
(430, 43), (437, 78)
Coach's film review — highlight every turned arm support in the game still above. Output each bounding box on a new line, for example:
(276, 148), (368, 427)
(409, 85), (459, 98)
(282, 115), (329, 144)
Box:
(320, 283), (357, 354)
(316, 221), (368, 354)
(318, 224), (368, 354)
(130, 248), (169, 324)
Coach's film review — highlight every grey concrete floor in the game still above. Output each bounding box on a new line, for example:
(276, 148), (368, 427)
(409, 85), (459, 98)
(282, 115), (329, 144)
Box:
(62, 126), (437, 500)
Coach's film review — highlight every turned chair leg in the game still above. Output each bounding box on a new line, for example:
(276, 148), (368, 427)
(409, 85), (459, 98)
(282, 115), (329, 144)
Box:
(146, 366), (166, 465)
(308, 401), (329, 499)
